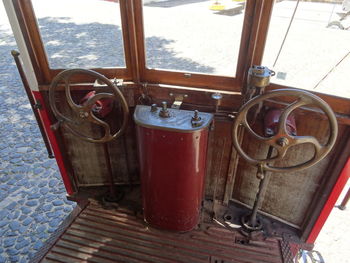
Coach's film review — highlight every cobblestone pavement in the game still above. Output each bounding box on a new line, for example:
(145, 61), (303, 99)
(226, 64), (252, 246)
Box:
(0, 4), (75, 263)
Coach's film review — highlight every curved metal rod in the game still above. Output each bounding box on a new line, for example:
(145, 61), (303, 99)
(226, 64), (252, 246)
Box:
(232, 88), (338, 173)
(64, 77), (82, 112)
(49, 68), (129, 143)
(241, 117), (269, 142)
(81, 93), (115, 111)
(290, 135), (323, 152)
(277, 97), (309, 135)
(87, 111), (112, 142)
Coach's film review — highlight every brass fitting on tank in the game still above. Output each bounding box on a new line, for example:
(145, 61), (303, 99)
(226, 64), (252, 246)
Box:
(159, 101), (170, 118)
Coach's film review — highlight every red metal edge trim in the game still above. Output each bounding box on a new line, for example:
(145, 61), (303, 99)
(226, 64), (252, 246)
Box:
(306, 158), (350, 244)
(32, 90), (74, 195)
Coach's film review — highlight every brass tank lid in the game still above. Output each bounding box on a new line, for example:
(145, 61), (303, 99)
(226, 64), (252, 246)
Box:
(133, 105), (213, 132)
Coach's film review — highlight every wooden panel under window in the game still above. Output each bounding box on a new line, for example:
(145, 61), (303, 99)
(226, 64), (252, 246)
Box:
(232, 112), (346, 227)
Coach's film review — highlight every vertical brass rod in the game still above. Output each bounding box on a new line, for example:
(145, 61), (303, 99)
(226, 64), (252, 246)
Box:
(121, 134), (132, 186)
(339, 187), (350, 210)
(249, 145), (274, 227)
(103, 142), (117, 199)
(11, 50), (54, 158)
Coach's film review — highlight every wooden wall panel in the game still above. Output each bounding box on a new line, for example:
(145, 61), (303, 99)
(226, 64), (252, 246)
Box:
(204, 121), (233, 201)
(232, 114), (346, 227)
(52, 90), (137, 186)
(43, 83), (349, 233)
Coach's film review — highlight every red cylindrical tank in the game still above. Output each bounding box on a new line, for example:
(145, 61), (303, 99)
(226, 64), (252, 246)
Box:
(134, 104), (213, 232)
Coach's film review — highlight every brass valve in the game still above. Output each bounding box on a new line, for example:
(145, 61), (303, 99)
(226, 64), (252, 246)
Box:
(159, 101), (170, 118)
(191, 110), (203, 127)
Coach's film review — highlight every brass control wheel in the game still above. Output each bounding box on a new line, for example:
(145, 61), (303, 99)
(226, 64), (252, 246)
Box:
(232, 89), (338, 173)
(49, 69), (129, 143)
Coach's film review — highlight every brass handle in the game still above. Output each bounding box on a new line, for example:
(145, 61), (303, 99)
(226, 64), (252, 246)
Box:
(232, 89), (338, 173)
(49, 69), (129, 143)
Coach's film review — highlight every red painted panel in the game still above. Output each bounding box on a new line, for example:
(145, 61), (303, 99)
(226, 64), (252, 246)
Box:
(137, 126), (209, 232)
(32, 91), (75, 195)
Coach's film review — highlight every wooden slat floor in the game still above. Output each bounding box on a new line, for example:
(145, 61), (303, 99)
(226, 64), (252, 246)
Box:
(39, 202), (285, 263)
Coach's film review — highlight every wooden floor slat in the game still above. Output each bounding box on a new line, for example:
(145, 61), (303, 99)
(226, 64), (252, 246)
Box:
(61, 234), (191, 263)
(68, 225), (210, 262)
(40, 202), (285, 263)
(64, 229), (208, 263)
(56, 239), (147, 263)
(74, 218), (264, 263)
(76, 213), (281, 263)
(41, 258), (67, 263)
(50, 247), (109, 263)
(82, 209), (280, 257)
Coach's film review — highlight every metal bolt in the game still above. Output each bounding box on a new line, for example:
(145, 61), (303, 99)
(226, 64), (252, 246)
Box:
(252, 65), (265, 75)
(162, 101), (167, 110)
(159, 101), (170, 118)
(79, 111), (88, 118)
(277, 137), (289, 147)
(150, 104), (157, 112)
(256, 172), (264, 180)
(211, 92), (223, 100)
(266, 128), (274, 136)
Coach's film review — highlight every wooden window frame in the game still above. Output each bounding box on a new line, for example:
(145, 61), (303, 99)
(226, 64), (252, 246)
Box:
(13, 0), (134, 84)
(12, 0), (350, 115)
(14, 0), (268, 91)
(132, 0), (264, 91)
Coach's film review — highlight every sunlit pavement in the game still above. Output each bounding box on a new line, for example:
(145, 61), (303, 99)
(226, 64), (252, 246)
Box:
(0, 3), (75, 262)
(314, 180), (350, 263)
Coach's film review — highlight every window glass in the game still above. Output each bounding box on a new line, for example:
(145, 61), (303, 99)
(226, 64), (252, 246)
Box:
(32, 0), (126, 69)
(263, 0), (350, 97)
(142, 0), (246, 76)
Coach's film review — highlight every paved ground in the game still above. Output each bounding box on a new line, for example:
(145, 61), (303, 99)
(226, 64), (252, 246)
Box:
(0, 3), (75, 263)
(263, 0), (350, 97)
(314, 180), (350, 263)
(0, 0), (349, 262)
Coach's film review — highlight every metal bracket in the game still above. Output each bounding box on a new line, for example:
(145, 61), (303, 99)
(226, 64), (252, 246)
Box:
(247, 65), (275, 88)
(114, 78), (124, 87)
(138, 82), (152, 105)
(50, 119), (63, 131)
(33, 101), (42, 110)
(169, 93), (188, 109)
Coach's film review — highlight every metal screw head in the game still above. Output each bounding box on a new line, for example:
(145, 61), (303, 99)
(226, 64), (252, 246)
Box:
(192, 110), (201, 122)
(161, 101), (167, 110)
(277, 137), (289, 147)
(252, 65), (265, 75)
(266, 128), (274, 136)
(211, 92), (223, 100)
(256, 172), (264, 180)
(79, 111), (89, 118)
(159, 101), (170, 118)
(150, 104), (157, 112)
